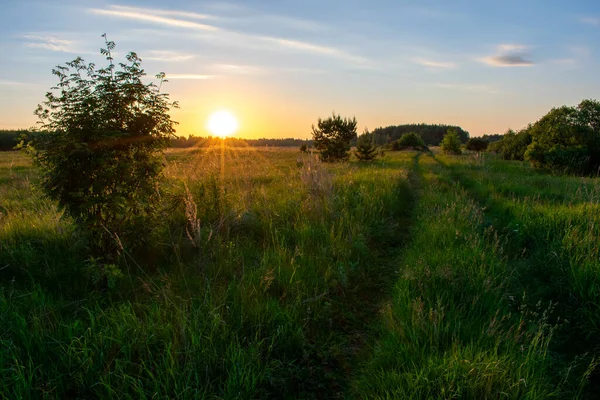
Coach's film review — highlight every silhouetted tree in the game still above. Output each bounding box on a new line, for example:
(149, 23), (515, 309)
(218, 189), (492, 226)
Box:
(312, 112), (357, 162)
(392, 132), (426, 150)
(466, 137), (489, 151)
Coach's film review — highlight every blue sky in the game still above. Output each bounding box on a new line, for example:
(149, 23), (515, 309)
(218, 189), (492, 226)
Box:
(1, 0), (599, 138)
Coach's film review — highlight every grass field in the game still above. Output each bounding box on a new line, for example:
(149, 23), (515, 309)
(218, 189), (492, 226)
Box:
(1, 148), (599, 399)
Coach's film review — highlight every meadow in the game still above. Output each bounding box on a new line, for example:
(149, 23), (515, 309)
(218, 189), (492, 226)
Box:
(1, 147), (599, 399)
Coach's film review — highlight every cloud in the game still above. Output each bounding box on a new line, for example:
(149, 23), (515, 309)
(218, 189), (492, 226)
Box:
(436, 83), (497, 94)
(89, 5), (369, 67)
(412, 57), (456, 69)
(581, 16), (600, 26)
(108, 5), (219, 21)
(24, 35), (74, 52)
(214, 64), (266, 75)
(0, 81), (24, 85)
(260, 36), (369, 65)
(479, 44), (534, 67)
(497, 44), (528, 52)
(569, 45), (591, 58)
(166, 74), (216, 80)
(482, 54), (533, 67)
(144, 50), (195, 62)
(89, 7), (219, 31)
(550, 58), (577, 65)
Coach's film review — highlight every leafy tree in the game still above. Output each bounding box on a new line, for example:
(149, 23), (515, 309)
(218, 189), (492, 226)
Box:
(355, 131), (378, 161)
(441, 129), (462, 155)
(392, 132), (426, 150)
(466, 137), (489, 151)
(312, 112), (357, 162)
(525, 100), (600, 174)
(24, 35), (178, 256)
(488, 128), (532, 160)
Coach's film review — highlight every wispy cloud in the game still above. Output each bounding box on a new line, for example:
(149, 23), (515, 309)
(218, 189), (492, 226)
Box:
(89, 7), (219, 31)
(0, 80), (25, 85)
(412, 57), (456, 69)
(550, 58), (577, 65)
(214, 64), (266, 75)
(479, 44), (533, 67)
(24, 35), (74, 52)
(497, 44), (528, 52)
(108, 5), (219, 21)
(166, 74), (216, 80)
(144, 50), (195, 62)
(569, 45), (591, 58)
(88, 5), (369, 67)
(581, 16), (600, 26)
(261, 36), (369, 65)
(436, 83), (497, 94)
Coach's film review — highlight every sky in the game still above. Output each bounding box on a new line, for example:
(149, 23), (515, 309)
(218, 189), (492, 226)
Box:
(1, 0), (599, 139)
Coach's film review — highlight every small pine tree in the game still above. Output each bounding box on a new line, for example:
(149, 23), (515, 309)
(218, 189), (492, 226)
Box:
(355, 131), (378, 161)
(312, 112), (357, 162)
(442, 129), (463, 155)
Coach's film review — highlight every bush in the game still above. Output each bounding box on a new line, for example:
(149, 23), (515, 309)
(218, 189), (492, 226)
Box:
(24, 35), (178, 257)
(488, 128), (532, 161)
(525, 100), (600, 174)
(465, 137), (489, 151)
(312, 112), (357, 162)
(300, 143), (308, 153)
(441, 129), (462, 155)
(355, 133), (378, 161)
(391, 132), (426, 151)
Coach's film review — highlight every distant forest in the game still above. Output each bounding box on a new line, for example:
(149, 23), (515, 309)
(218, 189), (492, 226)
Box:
(0, 129), (505, 151)
(0, 130), (26, 151)
(170, 135), (312, 148)
(370, 124), (471, 146)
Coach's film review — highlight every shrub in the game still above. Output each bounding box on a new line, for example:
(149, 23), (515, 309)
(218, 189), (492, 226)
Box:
(355, 133), (378, 161)
(465, 137), (489, 151)
(441, 129), (462, 155)
(392, 132), (426, 151)
(525, 100), (600, 174)
(24, 35), (178, 257)
(312, 112), (357, 162)
(488, 128), (532, 161)
(300, 143), (308, 153)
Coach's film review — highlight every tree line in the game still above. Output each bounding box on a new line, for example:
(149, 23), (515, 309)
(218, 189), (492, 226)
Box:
(370, 123), (470, 146)
(0, 130), (28, 151)
(170, 135), (312, 148)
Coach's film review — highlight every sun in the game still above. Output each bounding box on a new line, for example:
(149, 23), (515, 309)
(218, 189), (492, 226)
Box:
(207, 110), (239, 138)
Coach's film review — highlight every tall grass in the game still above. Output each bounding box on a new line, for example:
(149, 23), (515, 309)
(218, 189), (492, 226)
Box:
(0, 148), (414, 398)
(1, 148), (597, 398)
(353, 154), (571, 398)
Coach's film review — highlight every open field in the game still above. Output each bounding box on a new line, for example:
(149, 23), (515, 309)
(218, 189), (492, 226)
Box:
(1, 148), (599, 398)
